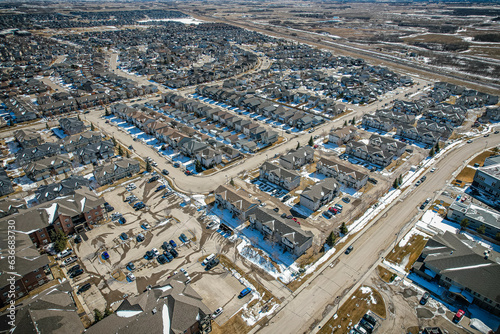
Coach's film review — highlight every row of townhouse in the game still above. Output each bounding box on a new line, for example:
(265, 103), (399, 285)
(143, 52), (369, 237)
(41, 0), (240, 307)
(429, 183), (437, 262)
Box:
(194, 86), (325, 130)
(163, 92), (279, 145)
(259, 162), (301, 191)
(279, 146), (315, 170)
(299, 178), (339, 212)
(346, 134), (406, 167)
(23, 154), (72, 181)
(316, 156), (369, 190)
(93, 158), (141, 185)
(328, 126), (358, 145)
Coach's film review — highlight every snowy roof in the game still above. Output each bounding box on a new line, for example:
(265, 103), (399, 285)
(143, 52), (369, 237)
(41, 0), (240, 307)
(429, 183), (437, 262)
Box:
(419, 232), (500, 303)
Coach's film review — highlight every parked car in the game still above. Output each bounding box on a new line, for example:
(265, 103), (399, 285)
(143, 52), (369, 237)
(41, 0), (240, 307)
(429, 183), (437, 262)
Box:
(342, 197), (351, 204)
(127, 273), (136, 281)
(345, 245), (353, 255)
(238, 287), (252, 298)
(126, 262), (136, 271)
(74, 235), (82, 244)
(273, 207), (279, 212)
(212, 307), (223, 319)
(453, 309), (465, 323)
(173, 162), (180, 168)
(205, 258), (220, 271)
(157, 254), (168, 264)
(152, 248), (160, 257)
(281, 195), (291, 202)
(164, 251), (174, 262)
(324, 211), (332, 218)
(119, 217), (127, 224)
(155, 185), (166, 192)
(144, 251), (154, 260)
(70, 268), (84, 279)
(102, 252), (110, 260)
(120, 232), (128, 240)
(169, 248), (179, 258)
(179, 234), (188, 243)
(105, 205), (114, 212)
(162, 169), (169, 175)
(281, 213), (287, 218)
(206, 221), (216, 229)
(136, 233), (145, 242)
(202, 254), (215, 266)
(420, 292), (430, 305)
(61, 256), (78, 267)
(141, 223), (150, 230)
(363, 313), (377, 327)
(162, 241), (172, 251)
(148, 176), (159, 183)
(184, 170), (192, 175)
(169, 240), (177, 248)
(68, 264), (81, 274)
(57, 249), (73, 259)
(77, 283), (91, 294)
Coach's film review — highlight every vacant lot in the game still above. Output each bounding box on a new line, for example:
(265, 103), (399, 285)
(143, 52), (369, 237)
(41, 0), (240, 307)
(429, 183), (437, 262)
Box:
(386, 233), (428, 272)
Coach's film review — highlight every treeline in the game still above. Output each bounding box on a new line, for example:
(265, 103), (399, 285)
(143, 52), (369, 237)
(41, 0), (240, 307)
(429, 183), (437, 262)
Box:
(398, 22), (458, 34)
(411, 41), (470, 52)
(474, 34), (500, 42)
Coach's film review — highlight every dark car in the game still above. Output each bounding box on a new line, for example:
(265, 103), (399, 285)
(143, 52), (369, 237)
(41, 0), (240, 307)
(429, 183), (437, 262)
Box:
(120, 233), (128, 240)
(105, 205), (114, 212)
(179, 234), (188, 243)
(345, 245), (353, 254)
(273, 207), (279, 213)
(157, 255), (168, 264)
(169, 240), (177, 248)
(173, 162), (180, 168)
(74, 235), (82, 244)
(70, 268), (84, 278)
(162, 241), (172, 251)
(126, 262), (136, 271)
(169, 248), (179, 258)
(324, 211), (332, 218)
(162, 169), (169, 175)
(359, 319), (374, 333)
(205, 258), (220, 271)
(281, 213), (287, 218)
(164, 251), (174, 262)
(342, 197), (351, 204)
(420, 292), (430, 305)
(119, 217), (127, 224)
(144, 251), (154, 260)
(155, 185), (166, 192)
(77, 283), (91, 294)
(136, 234), (145, 242)
(148, 176), (159, 183)
(281, 195), (291, 202)
(68, 264), (81, 274)
(363, 314), (377, 327)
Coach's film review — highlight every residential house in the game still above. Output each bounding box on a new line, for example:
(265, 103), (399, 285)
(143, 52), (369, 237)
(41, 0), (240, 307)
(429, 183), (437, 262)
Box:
(0, 189), (105, 247)
(259, 162), (301, 191)
(214, 184), (257, 221)
(279, 146), (314, 170)
(14, 129), (42, 148)
(447, 201), (500, 237)
(316, 157), (368, 190)
(412, 231), (500, 316)
(0, 199), (26, 219)
(0, 282), (86, 332)
(195, 148), (222, 169)
(93, 158), (140, 185)
(369, 134), (406, 157)
(24, 155), (72, 181)
(16, 143), (62, 166)
(300, 178), (339, 212)
(61, 131), (102, 152)
(345, 141), (394, 167)
(248, 207), (313, 257)
(328, 126), (358, 145)
(75, 140), (114, 165)
(35, 175), (90, 204)
(59, 117), (85, 135)
(85, 274), (212, 334)
(0, 168), (14, 197)
(0, 231), (51, 307)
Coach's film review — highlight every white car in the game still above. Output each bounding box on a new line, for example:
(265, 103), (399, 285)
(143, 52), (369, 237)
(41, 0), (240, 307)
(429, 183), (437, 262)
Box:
(152, 248), (160, 257)
(180, 268), (186, 274)
(127, 272), (136, 281)
(57, 249), (73, 259)
(430, 168), (436, 172)
(212, 307), (223, 319)
(61, 256), (78, 267)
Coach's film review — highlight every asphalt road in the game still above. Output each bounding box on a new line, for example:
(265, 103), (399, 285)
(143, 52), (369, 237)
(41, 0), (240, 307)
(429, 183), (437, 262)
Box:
(252, 134), (500, 334)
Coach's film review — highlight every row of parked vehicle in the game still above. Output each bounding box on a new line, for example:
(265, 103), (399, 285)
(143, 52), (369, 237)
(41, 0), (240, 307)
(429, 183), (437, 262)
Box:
(350, 312), (378, 334)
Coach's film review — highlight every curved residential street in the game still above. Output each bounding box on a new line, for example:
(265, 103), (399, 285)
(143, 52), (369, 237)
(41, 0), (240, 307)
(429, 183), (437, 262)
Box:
(251, 135), (500, 334)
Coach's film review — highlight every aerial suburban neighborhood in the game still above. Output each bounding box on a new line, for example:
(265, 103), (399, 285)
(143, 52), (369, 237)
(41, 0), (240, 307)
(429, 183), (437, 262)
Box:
(0, 1), (499, 334)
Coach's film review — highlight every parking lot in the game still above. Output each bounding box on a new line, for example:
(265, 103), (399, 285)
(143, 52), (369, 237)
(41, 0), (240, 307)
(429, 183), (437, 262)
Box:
(70, 174), (208, 312)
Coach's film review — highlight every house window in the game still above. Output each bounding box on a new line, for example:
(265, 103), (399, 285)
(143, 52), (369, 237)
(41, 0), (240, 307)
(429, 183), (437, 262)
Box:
(36, 274), (42, 279)
(67, 224), (71, 227)
(40, 234), (45, 238)
(33, 269), (38, 273)
(57, 222), (60, 225)
(65, 219), (69, 222)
